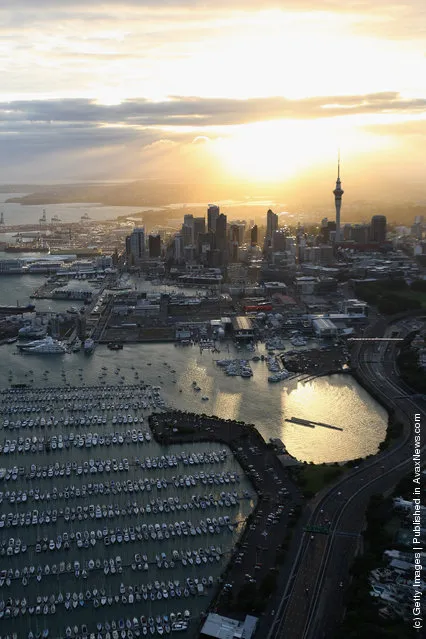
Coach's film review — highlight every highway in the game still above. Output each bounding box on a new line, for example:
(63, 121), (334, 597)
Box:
(267, 315), (426, 639)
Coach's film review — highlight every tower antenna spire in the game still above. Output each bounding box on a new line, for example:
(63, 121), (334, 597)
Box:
(333, 148), (344, 243)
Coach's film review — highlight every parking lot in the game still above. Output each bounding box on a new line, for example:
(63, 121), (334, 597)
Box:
(149, 411), (302, 620)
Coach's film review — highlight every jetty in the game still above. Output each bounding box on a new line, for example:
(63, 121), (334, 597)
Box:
(285, 417), (344, 431)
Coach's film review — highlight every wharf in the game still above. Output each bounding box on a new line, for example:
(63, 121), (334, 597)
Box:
(285, 417), (344, 431)
(149, 411), (301, 623)
(100, 326), (175, 343)
(31, 281), (65, 299)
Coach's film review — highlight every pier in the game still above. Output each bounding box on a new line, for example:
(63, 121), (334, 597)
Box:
(149, 410), (301, 625)
(285, 416), (344, 431)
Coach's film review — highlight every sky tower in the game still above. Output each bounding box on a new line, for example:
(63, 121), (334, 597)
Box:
(333, 152), (344, 242)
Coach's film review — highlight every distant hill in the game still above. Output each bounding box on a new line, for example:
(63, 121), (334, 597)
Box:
(3, 180), (426, 225)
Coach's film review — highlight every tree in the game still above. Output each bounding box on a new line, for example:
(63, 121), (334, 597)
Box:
(259, 571), (278, 597)
(411, 279), (426, 292)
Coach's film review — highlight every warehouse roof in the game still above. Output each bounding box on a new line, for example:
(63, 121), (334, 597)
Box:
(201, 614), (258, 639)
(312, 318), (337, 330)
(232, 316), (253, 331)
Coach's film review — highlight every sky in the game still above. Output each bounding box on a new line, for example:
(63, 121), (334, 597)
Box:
(0, 0), (425, 200)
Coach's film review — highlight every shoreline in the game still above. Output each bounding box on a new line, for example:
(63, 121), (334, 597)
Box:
(148, 409), (301, 626)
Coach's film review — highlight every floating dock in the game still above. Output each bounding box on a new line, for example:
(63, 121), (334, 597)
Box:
(285, 417), (343, 431)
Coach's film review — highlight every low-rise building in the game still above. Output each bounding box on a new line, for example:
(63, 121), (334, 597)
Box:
(232, 316), (254, 340)
(200, 613), (258, 639)
(312, 317), (338, 338)
(264, 281), (288, 297)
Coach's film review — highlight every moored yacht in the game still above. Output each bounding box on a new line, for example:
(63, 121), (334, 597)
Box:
(18, 336), (67, 355)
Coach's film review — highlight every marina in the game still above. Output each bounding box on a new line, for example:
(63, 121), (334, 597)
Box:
(0, 383), (256, 639)
(0, 337), (388, 464)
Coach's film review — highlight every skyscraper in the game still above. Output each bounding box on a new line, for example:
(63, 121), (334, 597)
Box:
(250, 224), (258, 246)
(266, 209), (278, 239)
(352, 224), (369, 244)
(182, 225), (193, 247)
(207, 204), (220, 233)
(230, 222), (245, 245)
(230, 224), (239, 261)
(174, 233), (183, 262)
(148, 234), (161, 258)
(215, 213), (227, 256)
(183, 214), (194, 245)
(126, 227), (146, 265)
(272, 229), (287, 252)
(333, 153), (344, 242)
(370, 215), (387, 244)
(193, 217), (206, 245)
(198, 231), (215, 258)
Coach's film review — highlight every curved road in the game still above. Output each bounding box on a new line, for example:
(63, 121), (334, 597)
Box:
(267, 316), (426, 639)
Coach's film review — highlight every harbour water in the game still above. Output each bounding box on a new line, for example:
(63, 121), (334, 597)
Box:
(0, 343), (388, 465)
(0, 274), (388, 465)
(0, 266), (390, 638)
(0, 382), (254, 638)
(0, 194), (278, 228)
(0, 194), (162, 226)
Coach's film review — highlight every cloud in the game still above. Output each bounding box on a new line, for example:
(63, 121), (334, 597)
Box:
(1, 1), (422, 10)
(0, 0), (424, 108)
(192, 136), (210, 144)
(0, 1), (424, 181)
(362, 118), (426, 137)
(0, 93), (425, 130)
(0, 91), (424, 181)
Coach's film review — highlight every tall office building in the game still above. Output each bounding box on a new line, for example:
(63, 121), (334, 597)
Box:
(215, 213), (227, 255)
(182, 225), (193, 247)
(250, 224), (258, 246)
(272, 229), (287, 252)
(126, 227), (146, 265)
(174, 234), (183, 262)
(370, 215), (387, 244)
(207, 205), (220, 233)
(183, 214), (194, 245)
(351, 224), (369, 244)
(148, 234), (162, 258)
(412, 216), (424, 240)
(266, 209), (278, 239)
(229, 222), (245, 246)
(198, 231), (215, 257)
(343, 223), (352, 240)
(333, 154), (344, 242)
(193, 217), (206, 246)
(229, 224), (240, 262)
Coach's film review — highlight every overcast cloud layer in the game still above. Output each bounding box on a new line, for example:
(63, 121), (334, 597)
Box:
(2, 92), (425, 127)
(0, 1), (425, 183)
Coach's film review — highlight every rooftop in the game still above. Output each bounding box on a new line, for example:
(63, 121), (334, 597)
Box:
(201, 614), (258, 639)
(232, 316), (253, 331)
(312, 318), (337, 330)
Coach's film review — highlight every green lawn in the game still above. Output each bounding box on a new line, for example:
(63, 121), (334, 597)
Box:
(397, 290), (426, 307)
(384, 516), (403, 542)
(298, 463), (345, 494)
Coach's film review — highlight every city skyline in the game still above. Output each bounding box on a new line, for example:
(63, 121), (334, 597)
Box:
(0, 1), (425, 198)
